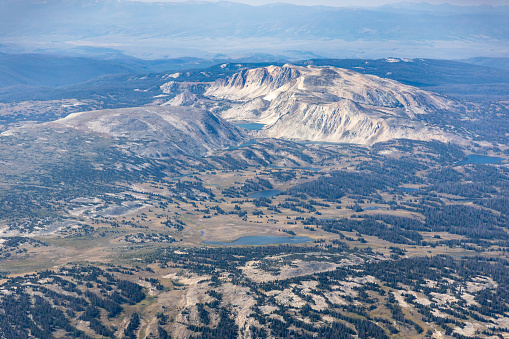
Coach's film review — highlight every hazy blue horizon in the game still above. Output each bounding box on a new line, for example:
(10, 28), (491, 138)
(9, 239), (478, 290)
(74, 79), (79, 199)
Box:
(1, 0), (507, 60)
(128, 0), (509, 6)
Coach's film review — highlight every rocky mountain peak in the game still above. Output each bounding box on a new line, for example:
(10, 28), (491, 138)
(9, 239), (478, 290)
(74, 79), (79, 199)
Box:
(204, 64), (462, 145)
(205, 65), (301, 101)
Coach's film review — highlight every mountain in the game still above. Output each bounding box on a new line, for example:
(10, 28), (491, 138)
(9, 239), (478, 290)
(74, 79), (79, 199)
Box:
(294, 58), (509, 88)
(3, 106), (246, 158)
(1, 59), (506, 145)
(205, 64), (462, 145)
(162, 91), (199, 107)
(0, 53), (219, 88)
(458, 57), (509, 70)
(2, 56), (508, 103)
(0, 53), (140, 88)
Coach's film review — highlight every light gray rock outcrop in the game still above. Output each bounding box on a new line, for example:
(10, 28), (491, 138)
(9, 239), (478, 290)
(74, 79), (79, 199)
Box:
(205, 64), (462, 145)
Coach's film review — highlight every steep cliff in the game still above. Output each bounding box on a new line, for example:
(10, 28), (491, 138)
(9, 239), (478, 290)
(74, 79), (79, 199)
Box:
(205, 64), (461, 145)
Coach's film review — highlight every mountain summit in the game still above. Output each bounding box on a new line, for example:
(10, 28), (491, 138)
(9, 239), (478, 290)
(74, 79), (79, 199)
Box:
(205, 64), (462, 145)
(3, 106), (246, 158)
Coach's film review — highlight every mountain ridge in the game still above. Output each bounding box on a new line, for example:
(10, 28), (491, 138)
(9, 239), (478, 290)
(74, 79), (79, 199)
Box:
(205, 64), (463, 145)
(2, 106), (246, 158)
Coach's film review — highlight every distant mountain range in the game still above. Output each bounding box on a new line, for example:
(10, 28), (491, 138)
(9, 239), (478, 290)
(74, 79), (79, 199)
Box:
(0, 62), (483, 148)
(1, 0), (507, 59)
(2, 53), (509, 93)
(0, 53), (219, 88)
(459, 57), (509, 70)
(1, 55), (508, 148)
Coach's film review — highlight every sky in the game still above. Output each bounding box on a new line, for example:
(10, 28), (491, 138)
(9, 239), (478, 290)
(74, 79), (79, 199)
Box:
(129, 0), (509, 6)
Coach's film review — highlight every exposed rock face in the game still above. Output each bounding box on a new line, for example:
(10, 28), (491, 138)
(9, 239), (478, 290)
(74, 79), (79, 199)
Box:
(207, 65), (301, 101)
(220, 97), (270, 121)
(162, 91), (198, 107)
(205, 64), (461, 145)
(50, 106), (245, 157)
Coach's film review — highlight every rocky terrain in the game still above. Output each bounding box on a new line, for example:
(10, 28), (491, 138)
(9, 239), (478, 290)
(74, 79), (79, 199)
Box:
(205, 65), (463, 145)
(3, 105), (246, 158)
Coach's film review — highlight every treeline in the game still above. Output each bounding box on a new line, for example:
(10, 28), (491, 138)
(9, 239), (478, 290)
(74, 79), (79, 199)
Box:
(0, 265), (147, 338)
(306, 216), (423, 245)
(286, 171), (388, 200)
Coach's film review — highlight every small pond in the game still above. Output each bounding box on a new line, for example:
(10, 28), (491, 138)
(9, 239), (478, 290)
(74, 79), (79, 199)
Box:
(235, 123), (266, 131)
(399, 187), (420, 192)
(364, 206), (385, 211)
(248, 189), (282, 199)
(203, 235), (312, 246)
(456, 155), (505, 165)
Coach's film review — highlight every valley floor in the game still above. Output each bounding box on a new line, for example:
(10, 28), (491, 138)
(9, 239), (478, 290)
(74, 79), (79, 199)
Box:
(1, 136), (509, 339)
